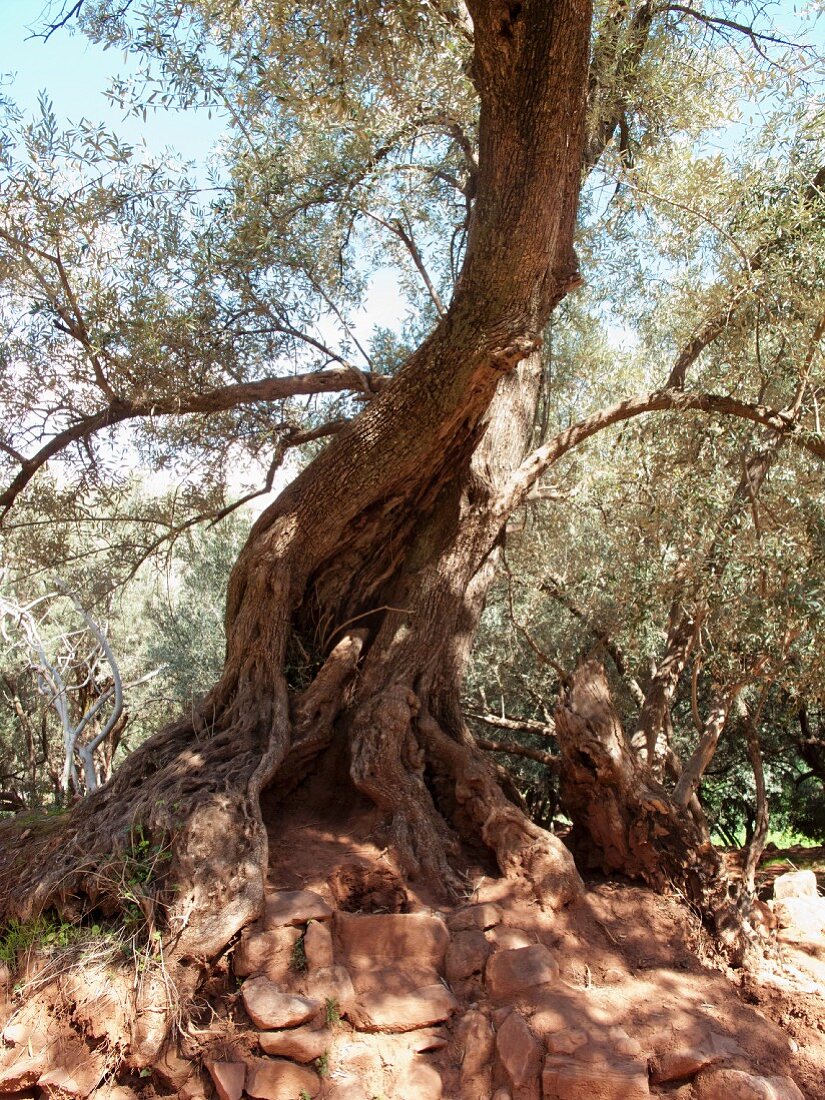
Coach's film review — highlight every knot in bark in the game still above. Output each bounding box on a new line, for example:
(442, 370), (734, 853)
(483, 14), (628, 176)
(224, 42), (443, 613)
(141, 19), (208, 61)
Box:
(489, 334), (542, 373)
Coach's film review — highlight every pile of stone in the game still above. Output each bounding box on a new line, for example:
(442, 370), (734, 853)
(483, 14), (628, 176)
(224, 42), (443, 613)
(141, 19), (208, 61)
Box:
(195, 885), (806, 1100)
(0, 869), (816, 1098)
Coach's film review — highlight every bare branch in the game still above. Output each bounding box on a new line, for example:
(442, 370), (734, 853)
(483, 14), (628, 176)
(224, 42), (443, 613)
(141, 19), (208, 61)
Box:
(468, 711), (555, 736)
(476, 738), (560, 769)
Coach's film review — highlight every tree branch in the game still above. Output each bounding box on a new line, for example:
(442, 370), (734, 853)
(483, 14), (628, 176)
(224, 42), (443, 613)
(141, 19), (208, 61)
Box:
(476, 738), (560, 769)
(0, 370), (381, 518)
(496, 389), (825, 517)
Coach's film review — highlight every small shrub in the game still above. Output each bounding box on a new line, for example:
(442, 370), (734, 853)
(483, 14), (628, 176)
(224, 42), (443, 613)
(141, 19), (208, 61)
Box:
(324, 996), (341, 1027)
(314, 1051), (330, 1077)
(290, 935), (308, 973)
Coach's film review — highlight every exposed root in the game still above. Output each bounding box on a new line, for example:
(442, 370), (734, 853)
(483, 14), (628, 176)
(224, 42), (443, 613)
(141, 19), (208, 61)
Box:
(348, 683), (464, 894)
(416, 709), (582, 909)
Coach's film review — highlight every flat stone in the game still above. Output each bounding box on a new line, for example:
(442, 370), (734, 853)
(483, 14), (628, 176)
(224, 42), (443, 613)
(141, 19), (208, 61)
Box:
(773, 896), (825, 937)
(241, 977), (319, 1029)
(486, 945), (559, 999)
(448, 904), (502, 931)
(693, 1068), (780, 1099)
(446, 930), (490, 983)
(205, 1061), (246, 1100)
(258, 1025), (329, 1062)
(773, 870), (819, 900)
(334, 911), (450, 971)
(0, 1054), (46, 1091)
(454, 1009), (495, 1077)
(652, 1046), (724, 1084)
(234, 926), (302, 979)
(408, 1060), (443, 1099)
(305, 921), (334, 969)
(246, 1058), (321, 1100)
(263, 890), (332, 928)
(543, 1059), (649, 1100)
(303, 964), (356, 1018)
(350, 981), (459, 1032)
(495, 1010), (541, 1091)
(39, 1067), (95, 1098)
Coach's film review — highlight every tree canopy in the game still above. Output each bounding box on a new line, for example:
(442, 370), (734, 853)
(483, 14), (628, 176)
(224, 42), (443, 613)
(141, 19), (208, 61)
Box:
(0, 1), (824, 1066)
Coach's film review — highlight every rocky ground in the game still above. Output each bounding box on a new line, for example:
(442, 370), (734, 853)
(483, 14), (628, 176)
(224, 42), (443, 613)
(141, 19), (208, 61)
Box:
(0, 784), (823, 1100)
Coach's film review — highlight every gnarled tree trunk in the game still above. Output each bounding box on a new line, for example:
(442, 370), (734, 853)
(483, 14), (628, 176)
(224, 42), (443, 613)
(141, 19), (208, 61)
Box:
(0, 0), (592, 1064)
(555, 661), (741, 946)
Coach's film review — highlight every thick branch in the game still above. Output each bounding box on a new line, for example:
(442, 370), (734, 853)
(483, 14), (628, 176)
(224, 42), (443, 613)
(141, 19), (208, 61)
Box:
(0, 369), (383, 517)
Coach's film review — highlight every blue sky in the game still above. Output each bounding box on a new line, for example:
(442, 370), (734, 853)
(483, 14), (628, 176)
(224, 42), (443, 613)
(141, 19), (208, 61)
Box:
(0, 0), (224, 163)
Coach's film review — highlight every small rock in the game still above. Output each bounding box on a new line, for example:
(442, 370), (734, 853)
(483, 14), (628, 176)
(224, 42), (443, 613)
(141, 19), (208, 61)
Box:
(486, 945), (559, 999)
(495, 1009), (541, 1092)
(154, 1043), (198, 1091)
(258, 1025), (329, 1062)
(487, 927), (534, 951)
(179, 1075), (210, 1100)
(325, 1081), (369, 1100)
(38, 1036), (106, 1097)
(409, 1027), (449, 1053)
(95, 1087), (139, 1100)
(546, 1029), (588, 1056)
(448, 904), (502, 932)
(0, 1054), (46, 1092)
(263, 889), (333, 928)
(205, 1061), (246, 1100)
(446, 930), (490, 983)
(303, 964), (356, 1018)
(773, 870), (819, 900)
(2, 1021), (37, 1046)
(305, 921), (334, 969)
(773, 896), (825, 938)
(407, 1059), (443, 1099)
(492, 1091), (512, 1100)
(651, 1046), (723, 1084)
(615, 1037), (644, 1058)
(766, 1075), (805, 1100)
(241, 977), (319, 1029)
(234, 926), (302, 980)
(39, 1067), (93, 1098)
(245, 1057), (321, 1100)
(601, 967), (625, 984)
(454, 1009), (495, 1077)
